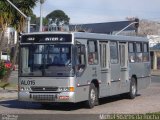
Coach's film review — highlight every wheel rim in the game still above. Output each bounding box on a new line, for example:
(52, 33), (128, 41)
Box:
(90, 89), (96, 104)
(131, 82), (136, 95)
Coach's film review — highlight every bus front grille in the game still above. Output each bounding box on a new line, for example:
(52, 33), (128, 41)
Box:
(31, 86), (58, 91)
(32, 94), (56, 101)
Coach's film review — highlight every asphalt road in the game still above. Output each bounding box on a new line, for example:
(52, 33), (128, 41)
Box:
(151, 75), (160, 83)
(0, 72), (160, 120)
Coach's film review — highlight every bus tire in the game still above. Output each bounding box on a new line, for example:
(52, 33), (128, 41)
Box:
(86, 83), (98, 108)
(128, 77), (137, 99)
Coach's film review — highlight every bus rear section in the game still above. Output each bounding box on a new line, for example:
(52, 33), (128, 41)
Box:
(128, 42), (151, 91)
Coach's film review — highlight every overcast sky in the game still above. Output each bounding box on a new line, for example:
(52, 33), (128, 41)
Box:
(33, 0), (160, 24)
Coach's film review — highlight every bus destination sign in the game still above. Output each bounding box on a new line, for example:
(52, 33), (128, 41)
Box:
(21, 34), (72, 43)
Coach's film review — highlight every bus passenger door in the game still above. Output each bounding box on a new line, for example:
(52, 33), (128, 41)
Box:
(110, 42), (121, 95)
(119, 42), (129, 92)
(99, 42), (110, 97)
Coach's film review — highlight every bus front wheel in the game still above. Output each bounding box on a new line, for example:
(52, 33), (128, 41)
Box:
(86, 83), (98, 108)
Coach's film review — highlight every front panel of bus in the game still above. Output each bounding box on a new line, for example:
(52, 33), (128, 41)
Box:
(18, 33), (77, 103)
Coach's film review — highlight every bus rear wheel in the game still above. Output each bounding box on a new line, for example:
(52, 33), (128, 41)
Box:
(128, 77), (137, 99)
(86, 83), (98, 108)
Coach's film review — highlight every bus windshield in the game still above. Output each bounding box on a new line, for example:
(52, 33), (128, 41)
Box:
(20, 44), (74, 77)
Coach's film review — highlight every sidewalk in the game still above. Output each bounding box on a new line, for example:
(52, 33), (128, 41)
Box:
(0, 87), (17, 100)
(151, 70), (160, 76)
(0, 69), (18, 100)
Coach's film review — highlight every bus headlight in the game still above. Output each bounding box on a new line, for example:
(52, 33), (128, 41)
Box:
(20, 87), (31, 91)
(58, 87), (74, 92)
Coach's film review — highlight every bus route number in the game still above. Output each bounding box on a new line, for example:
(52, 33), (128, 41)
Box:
(21, 80), (35, 85)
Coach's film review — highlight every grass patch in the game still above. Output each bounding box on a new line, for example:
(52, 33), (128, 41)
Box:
(0, 81), (10, 89)
(0, 81), (17, 90)
(147, 112), (160, 115)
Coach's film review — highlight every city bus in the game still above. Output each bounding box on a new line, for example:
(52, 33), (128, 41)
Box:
(18, 32), (151, 108)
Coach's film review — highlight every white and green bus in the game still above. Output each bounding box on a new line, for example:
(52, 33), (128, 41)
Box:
(18, 32), (151, 108)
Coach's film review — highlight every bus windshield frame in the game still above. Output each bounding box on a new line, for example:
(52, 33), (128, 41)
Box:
(19, 44), (75, 77)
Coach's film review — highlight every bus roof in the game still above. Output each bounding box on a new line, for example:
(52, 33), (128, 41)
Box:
(22, 31), (148, 42)
(73, 32), (148, 42)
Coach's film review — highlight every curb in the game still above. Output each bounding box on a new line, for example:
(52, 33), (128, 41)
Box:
(151, 75), (160, 76)
(0, 92), (17, 100)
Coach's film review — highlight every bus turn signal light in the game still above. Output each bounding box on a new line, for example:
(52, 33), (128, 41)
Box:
(69, 87), (74, 92)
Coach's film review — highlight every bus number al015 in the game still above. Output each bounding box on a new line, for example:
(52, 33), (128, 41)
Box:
(21, 80), (35, 85)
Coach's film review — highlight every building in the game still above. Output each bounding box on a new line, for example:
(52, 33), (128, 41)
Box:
(148, 35), (160, 70)
(34, 20), (138, 35)
(69, 20), (138, 35)
(0, 27), (17, 60)
(4, 27), (17, 45)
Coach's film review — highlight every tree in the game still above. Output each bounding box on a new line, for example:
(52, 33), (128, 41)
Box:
(35, 17), (48, 26)
(30, 13), (37, 24)
(46, 10), (70, 26)
(138, 19), (160, 36)
(0, 0), (38, 81)
(0, 0), (14, 60)
(126, 17), (160, 36)
(11, 0), (38, 31)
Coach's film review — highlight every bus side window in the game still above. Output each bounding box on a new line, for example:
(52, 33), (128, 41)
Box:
(76, 45), (86, 74)
(136, 43), (142, 62)
(143, 43), (149, 62)
(110, 42), (118, 64)
(128, 42), (135, 63)
(87, 41), (98, 65)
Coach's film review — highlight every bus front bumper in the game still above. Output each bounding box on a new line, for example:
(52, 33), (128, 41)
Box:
(18, 91), (75, 103)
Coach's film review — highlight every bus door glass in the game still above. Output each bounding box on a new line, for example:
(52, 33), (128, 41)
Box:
(99, 42), (110, 84)
(110, 41), (121, 82)
(119, 43), (128, 68)
(87, 41), (99, 78)
(75, 44), (86, 76)
(119, 42), (129, 84)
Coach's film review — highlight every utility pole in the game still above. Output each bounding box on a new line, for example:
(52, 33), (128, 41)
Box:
(39, 0), (46, 32)
(6, 0), (30, 33)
